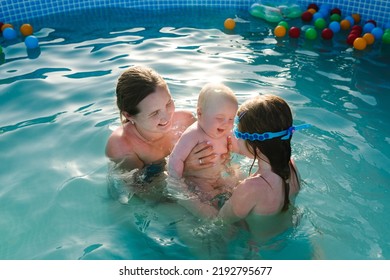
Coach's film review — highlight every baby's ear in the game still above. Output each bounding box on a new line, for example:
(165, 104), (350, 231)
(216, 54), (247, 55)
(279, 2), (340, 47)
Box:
(196, 107), (202, 117)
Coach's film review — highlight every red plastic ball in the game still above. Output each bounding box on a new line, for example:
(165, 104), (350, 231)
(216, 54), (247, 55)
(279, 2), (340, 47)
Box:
(330, 8), (341, 15)
(365, 19), (377, 27)
(308, 3), (319, 11)
(347, 34), (358, 45)
(349, 30), (361, 36)
(289, 27), (301, 38)
(351, 25), (363, 33)
(321, 28), (334, 40)
(301, 11), (313, 22)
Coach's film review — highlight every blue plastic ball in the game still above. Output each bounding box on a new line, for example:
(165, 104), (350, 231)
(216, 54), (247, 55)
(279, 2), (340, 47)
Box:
(363, 22), (375, 33)
(371, 27), (384, 40)
(345, 16), (355, 26)
(313, 12), (323, 21)
(24, 35), (39, 49)
(3, 27), (17, 40)
(329, 21), (341, 33)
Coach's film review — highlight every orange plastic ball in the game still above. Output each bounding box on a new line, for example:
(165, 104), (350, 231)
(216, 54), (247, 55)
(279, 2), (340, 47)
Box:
(363, 33), (375, 45)
(340, 19), (351, 30)
(224, 18), (236, 30)
(307, 8), (317, 14)
(20, 23), (33, 36)
(351, 13), (361, 24)
(1, 23), (13, 31)
(353, 37), (367, 50)
(274, 25), (287, 37)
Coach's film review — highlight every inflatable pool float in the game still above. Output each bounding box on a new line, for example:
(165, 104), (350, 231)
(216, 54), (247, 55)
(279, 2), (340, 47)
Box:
(249, 0), (302, 23)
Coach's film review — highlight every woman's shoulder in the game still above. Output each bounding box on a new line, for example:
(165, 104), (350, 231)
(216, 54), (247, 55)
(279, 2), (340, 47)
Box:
(105, 125), (131, 159)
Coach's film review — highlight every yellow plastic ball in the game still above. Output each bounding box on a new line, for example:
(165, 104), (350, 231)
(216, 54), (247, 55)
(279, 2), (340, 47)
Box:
(363, 33), (375, 45)
(353, 37), (367, 50)
(340, 19), (351, 30)
(1, 23), (13, 32)
(20, 23), (34, 36)
(224, 18), (236, 30)
(274, 25), (287, 37)
(307, 8), (317, 14)
(351, 13), (361, 24)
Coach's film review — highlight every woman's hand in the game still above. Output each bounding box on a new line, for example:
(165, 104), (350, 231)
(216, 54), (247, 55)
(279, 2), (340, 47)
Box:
(183, 136), (232, 175)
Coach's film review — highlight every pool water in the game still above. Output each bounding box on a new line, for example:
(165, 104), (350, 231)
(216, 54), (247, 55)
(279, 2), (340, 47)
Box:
(0, 7), (389, 260)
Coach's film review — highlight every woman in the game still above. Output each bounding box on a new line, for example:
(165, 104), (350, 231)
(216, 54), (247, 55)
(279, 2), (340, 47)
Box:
(105, 66), (230, 201)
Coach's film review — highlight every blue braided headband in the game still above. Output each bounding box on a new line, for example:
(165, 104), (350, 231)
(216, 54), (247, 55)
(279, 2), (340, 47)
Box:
(233, 116), (311, 141)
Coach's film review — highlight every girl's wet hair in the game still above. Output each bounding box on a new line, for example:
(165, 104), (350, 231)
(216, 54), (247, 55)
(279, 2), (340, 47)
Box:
(116, 65), (167, 123)
(237, 94), (294, 211)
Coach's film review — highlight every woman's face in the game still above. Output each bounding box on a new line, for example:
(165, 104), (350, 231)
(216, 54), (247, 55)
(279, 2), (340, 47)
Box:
(132, 86), (175, 134)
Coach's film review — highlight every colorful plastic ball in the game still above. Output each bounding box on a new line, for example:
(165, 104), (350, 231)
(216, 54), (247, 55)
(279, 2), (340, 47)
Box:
(224, 18), (235, 30)
(289, 27), (301, 38)
(301, 11), (313, 22)
(365, 20), (377, 27)
(351, 25), (363, 33)
(307, 8), (317, 14)
(3, 27), (17, 40)
(308, 3), (319, 11)
(1, 23), (13, 32)
(353, 37), (367, 50)
(363, 22), (375, 34)
(313, 12), (324, 22)
(24, 35), (39, 49)
(330, 14), (341, 22)
(274, 25), (287, 37)
(0, 22), (3, 30)
(362, 33), (375, 45)
(382, 32), (390, 44)
(345, 16), (355, 26)
(330, 8), (341, 15)
(20, 23), (34, 36)
(351, 14), (361, 24)
(314, 18), (327, 30)
(329, 21), (341, 33)
(0, 45), (2, 54)
(321, 28), (334, 40)
(305, 27), (317, 40)
(340, 19), (351, 30)
(371, 27), (383, 40)
(278, 21), (289, 29)
(346, 33), (358, 45)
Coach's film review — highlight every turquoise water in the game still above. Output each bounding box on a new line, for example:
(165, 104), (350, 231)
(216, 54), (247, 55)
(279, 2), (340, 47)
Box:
(0, 7), (389, 260)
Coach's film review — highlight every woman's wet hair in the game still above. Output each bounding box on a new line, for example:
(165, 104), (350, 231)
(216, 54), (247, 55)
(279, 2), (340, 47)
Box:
(116, 65), (167, 123)
(237, 94), (294, 211)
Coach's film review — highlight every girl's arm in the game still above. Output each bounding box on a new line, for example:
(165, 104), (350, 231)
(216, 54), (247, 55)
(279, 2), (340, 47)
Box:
(218, 181), (255, 223)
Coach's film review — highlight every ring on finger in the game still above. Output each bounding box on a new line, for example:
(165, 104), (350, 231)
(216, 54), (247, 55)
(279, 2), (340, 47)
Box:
(199, 158), (203, 165)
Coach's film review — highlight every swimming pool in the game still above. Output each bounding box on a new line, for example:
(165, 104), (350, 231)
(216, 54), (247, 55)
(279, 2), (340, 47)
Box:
(1, 1), (389, 260)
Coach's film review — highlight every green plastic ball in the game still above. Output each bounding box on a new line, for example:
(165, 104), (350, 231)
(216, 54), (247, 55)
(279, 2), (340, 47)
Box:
(278, 21), (289, 29)
(314, 18), (327, 30)
(305, 27), (318, 40)
(330, 14), (341, 22)
(382, 32), (390, 44)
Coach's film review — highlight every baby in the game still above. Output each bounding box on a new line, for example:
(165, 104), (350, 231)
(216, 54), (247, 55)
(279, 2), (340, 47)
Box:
(168, 83), (239, 205)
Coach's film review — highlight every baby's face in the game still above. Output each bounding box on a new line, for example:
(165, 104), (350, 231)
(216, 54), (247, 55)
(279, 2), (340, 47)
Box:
(200, 98), (238, 139)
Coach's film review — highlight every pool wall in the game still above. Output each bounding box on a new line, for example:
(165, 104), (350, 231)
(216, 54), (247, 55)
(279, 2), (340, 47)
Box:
(0, 0), (389, 27)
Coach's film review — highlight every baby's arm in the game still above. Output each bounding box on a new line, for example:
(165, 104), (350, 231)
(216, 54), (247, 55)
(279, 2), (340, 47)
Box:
(168, 130), (199, 179)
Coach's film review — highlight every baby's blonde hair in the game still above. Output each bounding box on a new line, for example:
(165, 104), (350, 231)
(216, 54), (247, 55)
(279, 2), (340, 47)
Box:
(197, 83), (238, 110)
